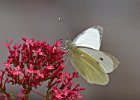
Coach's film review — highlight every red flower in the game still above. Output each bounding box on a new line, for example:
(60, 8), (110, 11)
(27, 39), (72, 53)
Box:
(17, 93), (24, 100)
(48, 72), (85, 100)
(1, 37), (85, 99)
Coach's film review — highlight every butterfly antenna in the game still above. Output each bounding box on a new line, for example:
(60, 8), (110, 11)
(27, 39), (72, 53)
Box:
(58, 18), (70, 65)
(59, 18), (70, 40)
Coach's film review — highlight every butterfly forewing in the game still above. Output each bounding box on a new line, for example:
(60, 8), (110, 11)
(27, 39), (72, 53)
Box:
(73, 26), (103, 50)
(69, 47), (109, 85)
(79, 47), (120, 73)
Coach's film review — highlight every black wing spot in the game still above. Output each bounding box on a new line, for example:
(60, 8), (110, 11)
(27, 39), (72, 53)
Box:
(100, 57), (104, 61)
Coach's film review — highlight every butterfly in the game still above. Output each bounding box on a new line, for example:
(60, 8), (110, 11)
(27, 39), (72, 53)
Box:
(65, 26), (119, 85)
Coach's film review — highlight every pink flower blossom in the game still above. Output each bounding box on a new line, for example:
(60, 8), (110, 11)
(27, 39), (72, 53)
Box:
(17, 93), (24, 100)
(0, 94), (8, 100)
(3, 40), (13, 49)
(0, 37), (85, 99)
(11, 66), (24, 76)
(48, 72), (85, 100)
(3, 37), (66, 93)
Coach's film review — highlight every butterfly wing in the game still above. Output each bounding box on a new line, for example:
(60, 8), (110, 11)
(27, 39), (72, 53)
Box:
(69, 47), (109, 85)
(79, 47), (120, 73)
(73, 26), (103, 50)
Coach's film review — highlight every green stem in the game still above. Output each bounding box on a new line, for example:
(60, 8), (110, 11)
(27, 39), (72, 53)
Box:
(24, 94), (29, 100)
(9, 96), (15, 100)
(44, 96), (49, 100)
(9, 93), (15, 100)
(44, 93), (50, 100)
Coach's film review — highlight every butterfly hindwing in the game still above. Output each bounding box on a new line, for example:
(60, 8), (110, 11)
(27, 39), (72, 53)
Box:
(69, 47), (109, 85)
(79, 47), (119, 73)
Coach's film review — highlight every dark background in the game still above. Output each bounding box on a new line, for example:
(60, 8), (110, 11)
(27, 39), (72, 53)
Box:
(0, 0), (140, 100)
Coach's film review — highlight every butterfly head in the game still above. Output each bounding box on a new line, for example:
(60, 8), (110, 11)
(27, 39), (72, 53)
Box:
(65, 40), (76, 51)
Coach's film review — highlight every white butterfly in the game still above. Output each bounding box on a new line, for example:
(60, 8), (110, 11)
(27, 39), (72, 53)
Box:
(65, 26), (119, 85)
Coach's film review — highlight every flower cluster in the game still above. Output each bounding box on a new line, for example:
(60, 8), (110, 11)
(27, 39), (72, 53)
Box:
(48, 72), (85, 100)
(0, 37), (85, 100)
